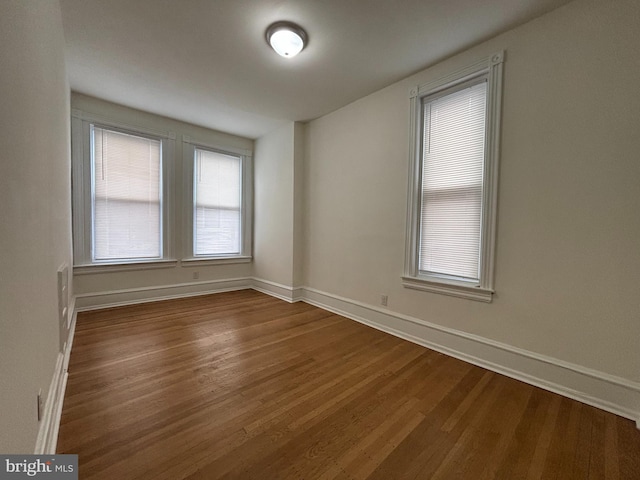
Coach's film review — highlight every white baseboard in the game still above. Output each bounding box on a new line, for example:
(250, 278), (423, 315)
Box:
(33, 353), (64, 454)
(300, 286), (640, 425)
(53, 277), (640, 440)
(34, 302), (77, 454)
(74, 277), (252, 311)
(251, 278), (303, 303)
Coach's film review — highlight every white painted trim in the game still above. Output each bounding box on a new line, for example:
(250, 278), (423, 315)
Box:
(74, 259), (179, 274)
(402, 276), (493, 302)
(404, 51), (504, 302)
(71, 114), (177, 266)
(74, 277), (252, 311)
(34, 305), (77, 454)
(73, 276), (303, 312)
(50, 307), (77, 454)
(181, 256), (252, 266)
(291, 287), (304, 303)
(182, 135), (253, 157)
(251, 278), (302, 303)
(299, 286), (640, 423)
(71, 109), (175, 140)
(34, 354), (64, 454)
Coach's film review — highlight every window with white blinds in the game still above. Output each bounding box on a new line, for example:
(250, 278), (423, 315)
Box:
(71, 109), (251, 270)
(91, 126), (162, 261)
(419, 80), (487, 281)
(403, 52), (504, 302)
(193, 148), (242, 256)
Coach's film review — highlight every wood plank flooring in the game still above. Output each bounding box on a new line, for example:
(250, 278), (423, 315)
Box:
(57, 290), (640, 479)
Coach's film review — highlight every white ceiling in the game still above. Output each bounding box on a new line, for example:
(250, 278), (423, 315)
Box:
(60, 0), (572, 139)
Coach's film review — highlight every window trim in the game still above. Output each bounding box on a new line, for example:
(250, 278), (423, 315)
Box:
(403, 51), (504, 302)
(71, 110), (176, 268)
(181, 135), (253, 265)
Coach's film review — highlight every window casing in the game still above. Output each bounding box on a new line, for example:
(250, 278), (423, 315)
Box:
(182, 137), (252, 264)
(71, 111), (175, 269)
(403, 52), (504, 302)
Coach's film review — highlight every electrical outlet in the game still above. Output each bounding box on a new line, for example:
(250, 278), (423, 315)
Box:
(380, 294), (388, 307)
(193, 271), (199, 280)
(37, 389), (43, 421)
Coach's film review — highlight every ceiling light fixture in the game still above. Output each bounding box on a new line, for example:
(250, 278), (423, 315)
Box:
(266, 21), (307, 58)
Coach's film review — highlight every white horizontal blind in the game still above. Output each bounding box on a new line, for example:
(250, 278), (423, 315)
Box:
(194, 149), (241, 256)
(92, 126), (162, 260)
(419, 80), (487, 281)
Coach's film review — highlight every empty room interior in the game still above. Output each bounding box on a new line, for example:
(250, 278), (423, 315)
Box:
(1, 0), (640, 478)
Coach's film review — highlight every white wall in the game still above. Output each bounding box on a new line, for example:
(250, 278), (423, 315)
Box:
(254, 122), (305, 288)
(292, 122), (305, 287)
(71, 94), (254, 304)
(303, 0), (640, 385)
(0, 0), (72, 453)
(254, 123), (295, 286)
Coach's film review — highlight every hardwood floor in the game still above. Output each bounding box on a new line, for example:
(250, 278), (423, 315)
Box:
(57, 290), (640, 479)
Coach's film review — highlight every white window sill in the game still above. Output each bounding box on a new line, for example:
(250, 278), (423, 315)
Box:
(74, 259), (178, 275)
(181, 256), (252, 266)
(402, 275), (494, 303)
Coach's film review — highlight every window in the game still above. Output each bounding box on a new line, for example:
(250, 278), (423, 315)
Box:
(403, 52), (504, 302)
(92, 126), (162, 260)
(183, 138), (252, 264)
(72, 112), (175, 268)
(194, 149), (241, 256)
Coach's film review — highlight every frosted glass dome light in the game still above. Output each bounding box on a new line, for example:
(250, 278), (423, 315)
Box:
(266, 22), (307, 58)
